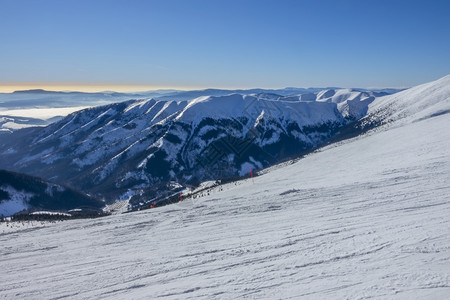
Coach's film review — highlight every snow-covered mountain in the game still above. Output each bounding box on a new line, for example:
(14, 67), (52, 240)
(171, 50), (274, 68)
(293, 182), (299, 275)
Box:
(0, 75), (448, 298)
(153, 87), (331, 102)
(0, 169), (103, 217)
(0, 88), (384, 205)
(0, 86), (396, 134)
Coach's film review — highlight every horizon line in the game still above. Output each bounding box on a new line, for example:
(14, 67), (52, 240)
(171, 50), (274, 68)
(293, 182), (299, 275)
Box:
(0, 83), (411, 94)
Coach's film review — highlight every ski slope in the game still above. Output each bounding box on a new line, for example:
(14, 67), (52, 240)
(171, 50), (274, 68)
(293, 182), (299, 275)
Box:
(1, 78), (450, 299)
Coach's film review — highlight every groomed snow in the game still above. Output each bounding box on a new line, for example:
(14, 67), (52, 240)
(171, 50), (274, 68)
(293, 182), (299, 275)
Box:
(1, 82), (449, 298)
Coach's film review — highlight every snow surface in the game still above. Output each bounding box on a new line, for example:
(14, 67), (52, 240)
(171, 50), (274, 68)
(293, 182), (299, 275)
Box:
(1, 77), (449, 298)
(366, 75), (450, 126)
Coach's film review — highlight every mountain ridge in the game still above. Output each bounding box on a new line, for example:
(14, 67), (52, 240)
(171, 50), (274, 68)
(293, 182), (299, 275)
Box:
(0, 88), (383, 206)
(0, 76), (447, 211)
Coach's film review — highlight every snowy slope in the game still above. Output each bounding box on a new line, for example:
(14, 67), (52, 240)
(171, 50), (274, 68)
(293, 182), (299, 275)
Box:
(0, 77), (449, 298)
(364, 74), (450, 127)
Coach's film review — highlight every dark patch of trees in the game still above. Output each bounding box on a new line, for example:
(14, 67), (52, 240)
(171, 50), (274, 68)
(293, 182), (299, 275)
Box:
(0, 169), (104, 211)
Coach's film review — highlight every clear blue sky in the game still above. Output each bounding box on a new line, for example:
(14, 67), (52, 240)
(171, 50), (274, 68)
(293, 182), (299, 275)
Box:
(1, 0), (449, 91)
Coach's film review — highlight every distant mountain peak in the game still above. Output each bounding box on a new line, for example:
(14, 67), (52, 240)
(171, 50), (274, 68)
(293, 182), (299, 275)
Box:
(12, 89), (51, 94)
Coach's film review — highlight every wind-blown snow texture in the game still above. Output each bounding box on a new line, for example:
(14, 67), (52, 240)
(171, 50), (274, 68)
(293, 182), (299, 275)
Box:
(0, 76), (449, 298)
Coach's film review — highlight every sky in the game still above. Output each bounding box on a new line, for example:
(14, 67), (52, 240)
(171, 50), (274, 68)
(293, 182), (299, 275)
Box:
(0, 0), (449, 92)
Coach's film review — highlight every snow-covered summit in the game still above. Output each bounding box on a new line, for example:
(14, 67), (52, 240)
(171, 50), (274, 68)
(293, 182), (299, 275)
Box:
(175, 94), (245, 123)
(315, 88), (378, 119)
(176, 93), (343, 127)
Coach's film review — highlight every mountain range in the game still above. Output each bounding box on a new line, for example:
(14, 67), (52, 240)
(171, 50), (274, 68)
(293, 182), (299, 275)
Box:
(0, 87), (400, 132)
(0, 87), (389, 210)
(0, 77), (447, 215)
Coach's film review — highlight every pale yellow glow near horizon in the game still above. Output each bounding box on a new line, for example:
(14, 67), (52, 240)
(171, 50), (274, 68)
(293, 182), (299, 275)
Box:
(0, 83), (205, 93)
(0, 83), (408, 93)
